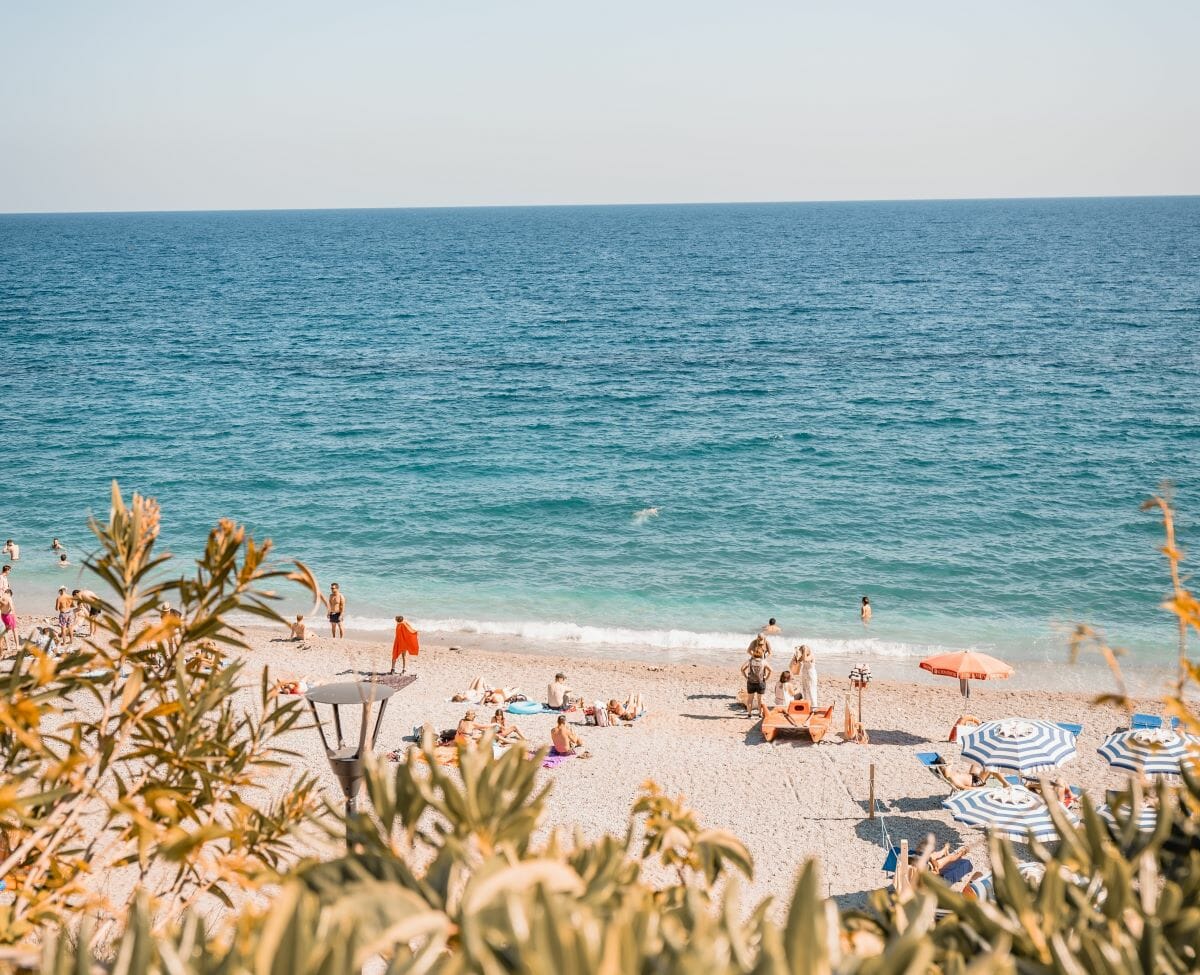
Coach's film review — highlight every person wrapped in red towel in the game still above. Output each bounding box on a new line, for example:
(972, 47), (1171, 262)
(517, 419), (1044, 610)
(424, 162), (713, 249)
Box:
(391, 615), (419, 674)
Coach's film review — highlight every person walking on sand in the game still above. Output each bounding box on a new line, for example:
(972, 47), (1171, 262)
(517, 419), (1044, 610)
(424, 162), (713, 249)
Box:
(0, 588), (17, 653)
(55, 587), (74, 646)
(741, 647), (771, 719)
(860, 596), (872, 626)
(390, 615), (419, 674)
(0, 565), (11, 595)
(326, 583), (345, 638)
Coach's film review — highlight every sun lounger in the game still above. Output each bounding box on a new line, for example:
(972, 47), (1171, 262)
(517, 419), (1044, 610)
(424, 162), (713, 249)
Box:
(761, 700), (835, 743)
(1056, 722), (1083, 736)
(1130, 713), (1181, 731)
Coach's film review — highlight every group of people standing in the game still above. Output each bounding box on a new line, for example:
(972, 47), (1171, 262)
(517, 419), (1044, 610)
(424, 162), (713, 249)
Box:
(740, 619), (819, 720)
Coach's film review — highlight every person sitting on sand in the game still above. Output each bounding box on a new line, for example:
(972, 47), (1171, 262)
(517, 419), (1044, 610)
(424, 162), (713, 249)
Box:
(774, 669), (796, 708)
(741, 647), (771, 719)
(606, 694), (644, 721)
(455, 709), (484, 748)
(288, 615), (309, 641)
(550, 714), (585, 756)
(548, 673), (573, 710)
(491, 708), (526, 742)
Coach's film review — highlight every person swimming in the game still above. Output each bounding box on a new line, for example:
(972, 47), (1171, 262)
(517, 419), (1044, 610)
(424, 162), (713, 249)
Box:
(632, 506), (660, 525)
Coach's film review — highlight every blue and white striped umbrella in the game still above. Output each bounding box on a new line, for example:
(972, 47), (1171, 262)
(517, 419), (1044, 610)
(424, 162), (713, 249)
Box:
(959, 719), (1077, 774)
(1098, 728), (1200, 776)
(944, 785), (1075, 842)
(1099, 801), (1160, 833)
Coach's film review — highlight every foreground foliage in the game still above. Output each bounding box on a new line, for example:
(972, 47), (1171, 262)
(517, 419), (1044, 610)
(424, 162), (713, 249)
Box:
(1, 489), (1198, 973)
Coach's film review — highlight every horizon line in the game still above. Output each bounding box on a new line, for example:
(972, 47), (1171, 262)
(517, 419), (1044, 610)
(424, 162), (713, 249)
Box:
(2, 191), (1198, 218)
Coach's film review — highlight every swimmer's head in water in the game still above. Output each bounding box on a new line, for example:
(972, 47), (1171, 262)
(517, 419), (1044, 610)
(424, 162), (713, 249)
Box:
(768, 617), (776, 625)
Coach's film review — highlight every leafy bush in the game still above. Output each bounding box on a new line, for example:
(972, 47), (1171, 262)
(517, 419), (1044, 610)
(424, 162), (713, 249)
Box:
(1, 487), (1197, 974)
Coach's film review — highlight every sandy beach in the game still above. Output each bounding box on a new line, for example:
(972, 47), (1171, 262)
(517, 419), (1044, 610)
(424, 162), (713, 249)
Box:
(139, 619), (1150, 913)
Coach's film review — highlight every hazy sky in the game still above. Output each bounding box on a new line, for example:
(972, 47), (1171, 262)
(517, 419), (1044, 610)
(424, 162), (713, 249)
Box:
(2, 1), (1197, 212)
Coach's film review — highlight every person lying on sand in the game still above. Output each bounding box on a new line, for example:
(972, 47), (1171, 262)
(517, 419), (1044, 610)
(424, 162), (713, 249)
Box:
(452, 676), (515, 705)
(550, 715), (587, 756)
(455, 709), (484, 748)
(491, 708), (526, 742)
(606, 694), (644, 721)
(930, 754), (1007, 790)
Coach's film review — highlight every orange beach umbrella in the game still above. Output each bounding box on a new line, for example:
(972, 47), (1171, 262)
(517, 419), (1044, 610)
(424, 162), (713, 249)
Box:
(919, 650), (1014, 682)
(920, 649), (1014, 739)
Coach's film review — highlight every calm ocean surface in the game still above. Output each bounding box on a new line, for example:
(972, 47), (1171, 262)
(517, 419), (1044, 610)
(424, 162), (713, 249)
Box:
(1, 199), (1198, 673)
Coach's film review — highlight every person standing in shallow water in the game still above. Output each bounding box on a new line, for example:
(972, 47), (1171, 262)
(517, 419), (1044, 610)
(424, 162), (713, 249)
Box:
(860, 596), (872, 626)
(327, 583), (345, 638)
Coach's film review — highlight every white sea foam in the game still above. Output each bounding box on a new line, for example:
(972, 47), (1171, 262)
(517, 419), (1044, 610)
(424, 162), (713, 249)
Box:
(325, 614), (948, 660)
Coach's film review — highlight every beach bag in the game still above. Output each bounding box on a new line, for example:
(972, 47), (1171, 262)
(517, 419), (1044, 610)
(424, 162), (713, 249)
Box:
(593, 701), (610, 727)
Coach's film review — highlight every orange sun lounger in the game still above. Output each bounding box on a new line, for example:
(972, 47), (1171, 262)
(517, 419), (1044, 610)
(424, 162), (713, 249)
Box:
(761, 700), (836, 744)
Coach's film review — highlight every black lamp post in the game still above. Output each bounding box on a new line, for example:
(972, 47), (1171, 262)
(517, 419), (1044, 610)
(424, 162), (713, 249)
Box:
(305, 681), (397, 819)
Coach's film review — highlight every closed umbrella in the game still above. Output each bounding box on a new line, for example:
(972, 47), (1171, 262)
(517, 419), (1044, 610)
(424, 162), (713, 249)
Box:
(1098, 727), (1200, 776)
(944, 785), (1075, 842)
(959, 719), (1077, 775)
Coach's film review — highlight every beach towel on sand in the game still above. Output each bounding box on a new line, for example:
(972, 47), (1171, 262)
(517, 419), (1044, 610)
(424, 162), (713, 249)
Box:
(541, 752), (573, 769)
(392, 620), (419, 667)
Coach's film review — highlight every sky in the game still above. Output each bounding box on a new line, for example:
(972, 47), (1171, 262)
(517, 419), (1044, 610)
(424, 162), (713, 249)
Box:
(1, 1), (1197, 213)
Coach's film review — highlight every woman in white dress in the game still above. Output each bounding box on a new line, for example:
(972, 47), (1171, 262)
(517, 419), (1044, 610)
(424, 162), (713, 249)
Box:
(793, 645), (818, 707)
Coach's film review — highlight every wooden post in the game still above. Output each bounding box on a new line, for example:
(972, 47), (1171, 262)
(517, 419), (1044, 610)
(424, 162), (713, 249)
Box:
(868, 763), (876, 819)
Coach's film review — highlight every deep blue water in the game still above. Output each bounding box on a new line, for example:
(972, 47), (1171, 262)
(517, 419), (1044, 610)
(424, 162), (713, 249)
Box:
(1, 198), (1197, 667)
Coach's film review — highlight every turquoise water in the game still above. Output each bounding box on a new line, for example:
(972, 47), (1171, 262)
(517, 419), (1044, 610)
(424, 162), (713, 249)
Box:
(1, 198), (1197, 670)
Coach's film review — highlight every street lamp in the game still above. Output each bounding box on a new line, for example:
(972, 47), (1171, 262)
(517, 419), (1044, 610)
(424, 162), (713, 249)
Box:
(305, 681), (397, 819)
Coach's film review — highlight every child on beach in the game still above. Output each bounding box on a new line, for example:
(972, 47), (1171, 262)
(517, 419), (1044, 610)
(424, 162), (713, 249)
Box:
(741, 647), (771, 718)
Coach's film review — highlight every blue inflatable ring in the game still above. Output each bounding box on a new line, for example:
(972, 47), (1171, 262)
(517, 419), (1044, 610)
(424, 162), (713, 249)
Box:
(507, 700), (544, 715)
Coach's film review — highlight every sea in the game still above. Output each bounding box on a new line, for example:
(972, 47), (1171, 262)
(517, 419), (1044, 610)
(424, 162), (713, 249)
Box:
(1, 198), (1197, 686)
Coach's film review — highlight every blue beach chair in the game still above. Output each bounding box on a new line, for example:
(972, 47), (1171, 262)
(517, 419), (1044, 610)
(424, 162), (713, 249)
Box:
(1130, 713), (1180, 731)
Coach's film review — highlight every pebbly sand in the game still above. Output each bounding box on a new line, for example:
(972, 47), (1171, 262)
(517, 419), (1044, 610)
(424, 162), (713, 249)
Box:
(229, 621), (1152, 911)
